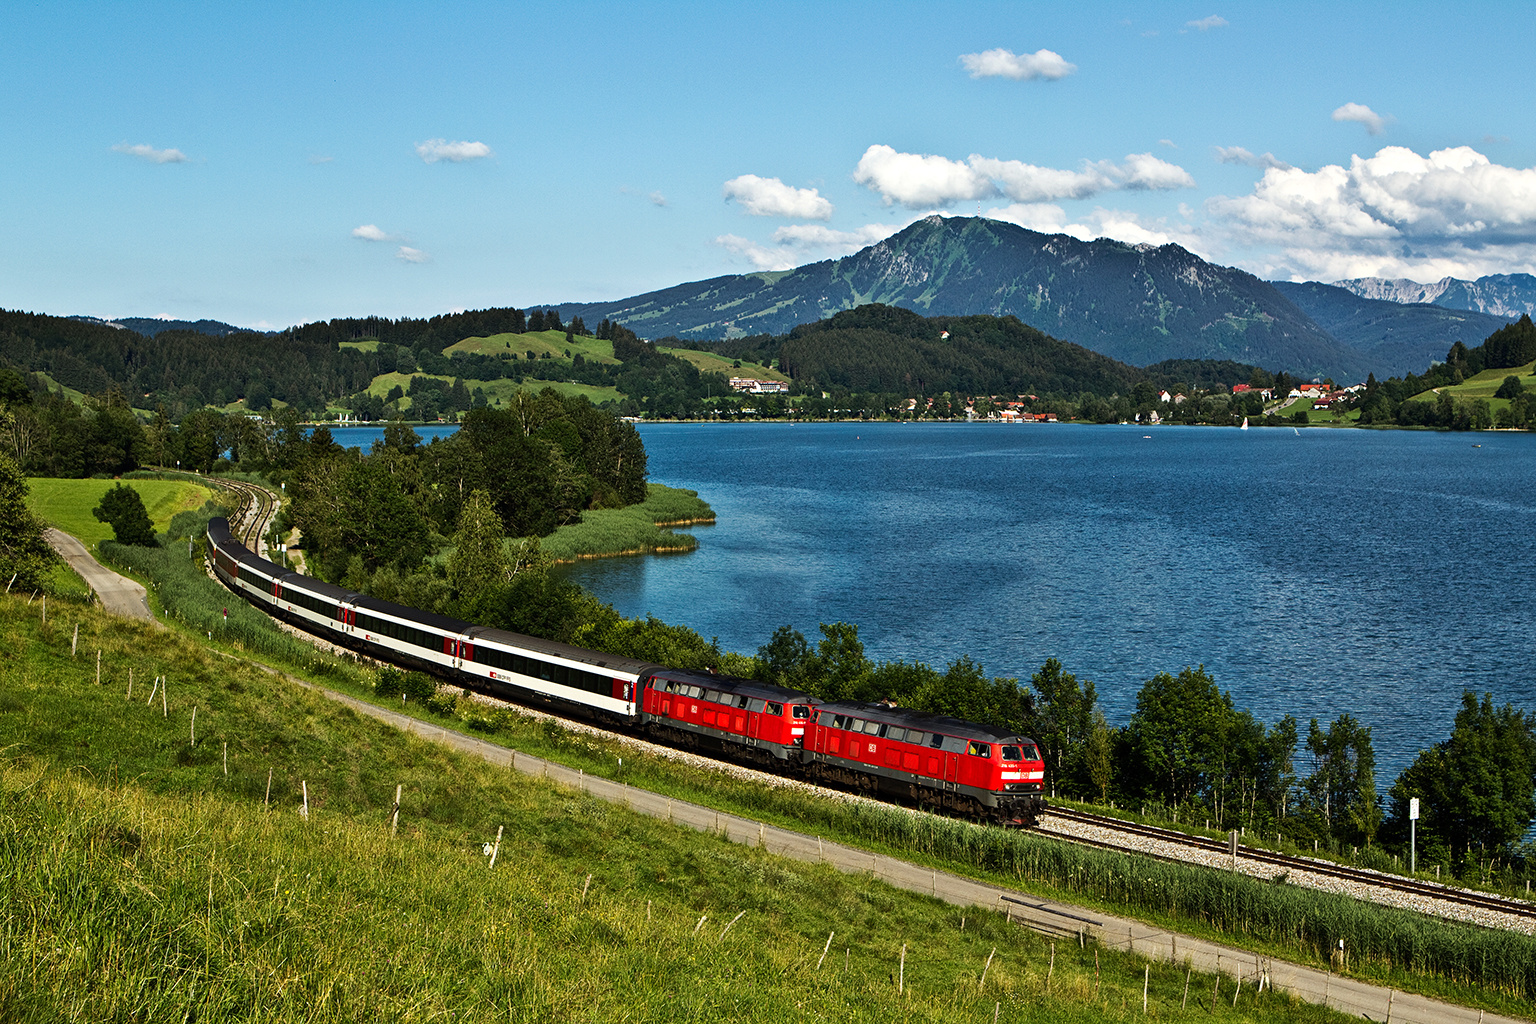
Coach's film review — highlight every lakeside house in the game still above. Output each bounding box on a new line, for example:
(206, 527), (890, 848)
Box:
(728, 377), (790, 395)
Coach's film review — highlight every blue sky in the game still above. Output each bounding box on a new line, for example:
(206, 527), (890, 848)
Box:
(3, 1), (1534, 329)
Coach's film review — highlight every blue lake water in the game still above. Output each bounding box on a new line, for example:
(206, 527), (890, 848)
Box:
(558, 422), (1536, 783)
(324, 424), (461, 449)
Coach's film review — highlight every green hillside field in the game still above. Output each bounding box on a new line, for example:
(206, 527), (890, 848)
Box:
(1406, 360), (1536, 408)
(0, 592), (1358, 1023)
(25, 477), (220, 550)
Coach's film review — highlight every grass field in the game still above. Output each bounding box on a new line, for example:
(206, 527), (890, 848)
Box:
(449, 329), (619, 363)
(0, 593), (1357, 1023)
(657, 344), (786, 382)
(24, 477), (221, 549)
(1406, 360), (1536, 405)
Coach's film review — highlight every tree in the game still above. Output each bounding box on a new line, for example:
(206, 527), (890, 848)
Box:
(1304, 714), (1380, 846)
(1122, 666), (1234, 810)
(756, 624), (811, 686)
(1029, 659), (1099, 798)
(1084, 709), (1114, 802)
(1496, 375), (1524, 401)
(1385, 691), (1536, 864)
(447, 489), (508, 604)
(93, 483), (156, 546)
(0, 452), (60, 590)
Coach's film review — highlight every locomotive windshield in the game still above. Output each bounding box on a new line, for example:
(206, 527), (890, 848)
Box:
(791, 705), (810, 719)
(1002, 743), (1040, 762)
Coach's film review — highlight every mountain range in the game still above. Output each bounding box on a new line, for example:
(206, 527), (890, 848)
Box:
(1331, 274), (1536, 318)
(555, 216), (1520, 383)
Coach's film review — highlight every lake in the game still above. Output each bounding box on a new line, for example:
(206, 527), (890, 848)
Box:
(559, 422), (1536, 784)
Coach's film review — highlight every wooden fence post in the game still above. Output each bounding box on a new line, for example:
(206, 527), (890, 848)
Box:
(391, 783), (401, 837)
(979, 947), (995, 989)
(264, 767), (272, 808)
(301, 780), (309, 820)
(72, 622), (78, 657)
(816, 931), (835, 971)
(898, 944), (906, 995)
(488, 825), (503, 868)
(1143, 965), (1149, 1014)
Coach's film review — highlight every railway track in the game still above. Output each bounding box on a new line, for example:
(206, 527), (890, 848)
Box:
(212, 478), (280, 553)
(1041, 804), (1536, 930)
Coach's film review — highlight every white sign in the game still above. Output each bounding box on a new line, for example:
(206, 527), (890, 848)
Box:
(1409, 797), (1420, 820)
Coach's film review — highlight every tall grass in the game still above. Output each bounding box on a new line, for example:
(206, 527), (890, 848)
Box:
(95, 509), (355, 682)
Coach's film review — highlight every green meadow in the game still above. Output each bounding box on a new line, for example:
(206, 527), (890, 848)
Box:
(24, 477), (220, 550)
(0, 593), (1356, 1023)
(536, 484), (714, 562)
(1406, 360), (1536, 408)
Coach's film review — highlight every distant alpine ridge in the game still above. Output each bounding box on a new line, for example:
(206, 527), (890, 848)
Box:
(1331, 274), (1536, 319)
(557, 216), (1359, 376)
(555, 216), (1517, 383)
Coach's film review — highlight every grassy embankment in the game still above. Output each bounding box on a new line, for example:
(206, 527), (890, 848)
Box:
(76, 513), (1536, 1020)
(0, 593), (1354, 1023)
(537, 483), (715, 562)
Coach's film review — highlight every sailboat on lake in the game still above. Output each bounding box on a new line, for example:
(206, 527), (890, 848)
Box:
(1240, 417), (1249, 430)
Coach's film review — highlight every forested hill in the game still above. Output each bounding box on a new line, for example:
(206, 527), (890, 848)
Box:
(769, 305), (1146, 396)
(552, 215), (1367, 381)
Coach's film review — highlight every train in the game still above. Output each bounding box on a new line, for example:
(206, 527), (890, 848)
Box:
(206, 518), (1047, 822)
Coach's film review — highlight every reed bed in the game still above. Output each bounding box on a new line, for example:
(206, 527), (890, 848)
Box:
(538, 485), (713, 562)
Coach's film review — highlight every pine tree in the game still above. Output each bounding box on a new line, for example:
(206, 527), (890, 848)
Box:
(92, 483), (156, 546)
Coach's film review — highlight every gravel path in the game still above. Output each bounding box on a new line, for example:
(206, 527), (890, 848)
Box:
(45, 528), (162, 626)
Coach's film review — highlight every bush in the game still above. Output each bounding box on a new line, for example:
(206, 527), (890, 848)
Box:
(375, 667), (404, 698)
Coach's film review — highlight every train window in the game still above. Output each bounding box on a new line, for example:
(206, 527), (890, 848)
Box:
(886, 728), (907, 743)
(665, 680), (680, 693)
(930, 733), (945, 749)
(737, 695), (750, 708)
(763, 701), (781, 716)
(966, 741), (993, 758)
(792, 705), (810, 720)
(1001, 745), (1023, 762)
(832, 715), (849, 730)
(1022, 743), (1040, 761)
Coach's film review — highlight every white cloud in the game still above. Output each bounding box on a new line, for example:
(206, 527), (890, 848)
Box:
(722, 174), (834, 220)
(1159, 139), (1178, 149)
(1332, 103), (1387, 136)
(1186, 15), (1229, 30)
(986, 203), (1201, 250)
(1215, 146), (1291, 170)
(648, 191), (668, 207)
(717, 221), (909, 271)
(395, 246), (429, 263)
(856, 144), (1194, 208)
(351, 224), (393, 242)
(1207, 145), (1536, 279)
(415, 138), (492, 163)
(959, 47), (1076, 81)
(854, 145), (996, 207)
(308, 155), (334, 165)
(112, 142), (187, 164)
